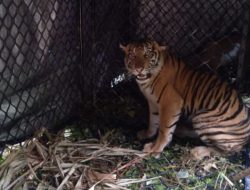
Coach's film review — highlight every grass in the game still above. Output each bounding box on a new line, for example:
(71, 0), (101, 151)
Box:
(122, 143), (244, 190)
(68, 126), (246, 190)
(0, 125), (247, 190)
(0, 156), (4, 165)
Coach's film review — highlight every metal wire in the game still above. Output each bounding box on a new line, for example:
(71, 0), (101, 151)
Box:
(79, 0), (250, 133)
(0, 0), (249, 152)
(0, 0), (80, 145)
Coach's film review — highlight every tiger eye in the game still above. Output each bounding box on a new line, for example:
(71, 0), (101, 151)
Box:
(150, 60), (156, 66)
(127, 60), (132, 67)
(149, 52), (154, 58)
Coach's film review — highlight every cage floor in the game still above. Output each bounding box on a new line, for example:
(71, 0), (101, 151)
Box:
(0, 127), (246, 190)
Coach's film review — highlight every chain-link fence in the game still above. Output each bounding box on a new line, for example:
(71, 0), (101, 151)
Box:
(0, 0), (80, 146)
(0, 0), (250, 157)
(80, 0), (250, 130)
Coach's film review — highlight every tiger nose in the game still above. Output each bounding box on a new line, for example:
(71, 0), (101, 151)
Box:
(135, 67), (143, 73)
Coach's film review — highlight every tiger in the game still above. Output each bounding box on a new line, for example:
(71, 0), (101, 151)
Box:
(120, 39), (250, 159)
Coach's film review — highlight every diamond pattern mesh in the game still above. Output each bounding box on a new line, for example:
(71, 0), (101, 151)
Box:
(0, 0), (249, 147)
(79, 0), (250, 130)
(81, 0), (248, 98)
(0, 0), (80, 144)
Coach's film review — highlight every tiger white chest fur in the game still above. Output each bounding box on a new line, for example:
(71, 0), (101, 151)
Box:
(138, 82), (158, 106)
(136, 79), (160, 140)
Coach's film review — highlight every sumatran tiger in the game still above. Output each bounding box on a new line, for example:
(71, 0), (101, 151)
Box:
(120, 40), (250, 159)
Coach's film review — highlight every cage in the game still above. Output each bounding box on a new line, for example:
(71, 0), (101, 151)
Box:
(80, 0), (250, 137)
(0, 0), (250, 189)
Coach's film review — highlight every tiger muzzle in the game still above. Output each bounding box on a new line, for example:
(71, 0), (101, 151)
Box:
(136, 73), (152, 80)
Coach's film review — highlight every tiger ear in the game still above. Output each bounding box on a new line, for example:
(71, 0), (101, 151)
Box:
(119, 44), (129, 54)
(153, 41), (168, 51)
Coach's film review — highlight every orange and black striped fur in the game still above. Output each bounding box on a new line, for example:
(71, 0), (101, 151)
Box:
(120, 40), (250, 158)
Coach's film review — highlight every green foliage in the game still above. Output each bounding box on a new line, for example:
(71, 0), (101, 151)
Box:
(0, 156), (4, 165)
(123, 143), (244, 190)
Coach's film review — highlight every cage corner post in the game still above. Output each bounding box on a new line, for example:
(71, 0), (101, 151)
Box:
(237, 0), (250, 92)
(240, 1), (250, 189)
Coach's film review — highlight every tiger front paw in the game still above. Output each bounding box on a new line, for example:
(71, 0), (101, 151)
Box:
(143, 142), (161, 158)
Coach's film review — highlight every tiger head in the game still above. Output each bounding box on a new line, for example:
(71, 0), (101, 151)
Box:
(120, 40), (167, 82)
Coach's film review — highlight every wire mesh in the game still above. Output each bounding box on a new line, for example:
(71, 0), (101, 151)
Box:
(0, 0), (80, 145)
(0, 0), (249, 158)
(80, 0), (250, 129)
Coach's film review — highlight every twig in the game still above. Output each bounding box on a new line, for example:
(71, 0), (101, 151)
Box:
(5, 162), (43, 190)
(55, 155), (65, 178)
(75, 174), (83, 189)
(88, 155), (146, 190)
(220, 172), (234, 187)
(56, 164), (77, 190)
(27, 161), (43, 183)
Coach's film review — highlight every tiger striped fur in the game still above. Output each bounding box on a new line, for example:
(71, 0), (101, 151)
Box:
(120, 40), (250, 158)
